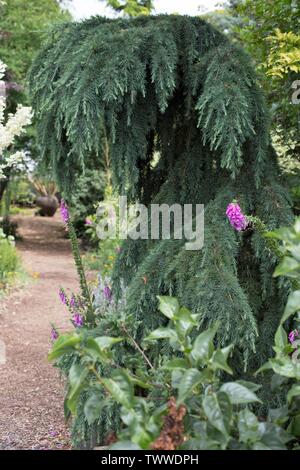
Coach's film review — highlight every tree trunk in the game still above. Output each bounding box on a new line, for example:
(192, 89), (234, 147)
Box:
(0, 176), (9, 202)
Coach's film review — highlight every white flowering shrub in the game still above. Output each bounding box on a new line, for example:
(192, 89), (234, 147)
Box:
(0, 60), (32, 180)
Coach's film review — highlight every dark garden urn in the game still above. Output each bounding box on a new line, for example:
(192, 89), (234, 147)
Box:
(36, 195), (59, 217)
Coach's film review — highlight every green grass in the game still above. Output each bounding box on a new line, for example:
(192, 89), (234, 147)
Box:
(0, 238), (20, 288)
(9, 205), (36, 216)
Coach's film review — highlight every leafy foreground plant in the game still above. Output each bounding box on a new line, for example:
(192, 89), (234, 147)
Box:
(49, 217), (300, 450)
(49, 290), (300, 450)
(50, 202), (300, 449)
(257, 218), (300, 441)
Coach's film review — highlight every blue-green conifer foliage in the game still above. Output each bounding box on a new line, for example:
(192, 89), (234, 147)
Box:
(29, 15), (293, 374)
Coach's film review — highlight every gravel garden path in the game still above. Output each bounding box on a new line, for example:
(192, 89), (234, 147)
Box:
(0, 213), (79, 450)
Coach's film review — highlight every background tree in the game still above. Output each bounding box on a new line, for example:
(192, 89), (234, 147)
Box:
(60, 0), (153, 17)
(0, 0), (69, 207)
(106, 0), (153, 16)
(0, 0), (70, 104)
(225, 0), (300, 207)
(0, 60), (32, 189)
(204, 0), (300, 212)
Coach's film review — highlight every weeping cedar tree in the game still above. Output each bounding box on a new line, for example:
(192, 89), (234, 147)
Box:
(29, 16), (293, 377)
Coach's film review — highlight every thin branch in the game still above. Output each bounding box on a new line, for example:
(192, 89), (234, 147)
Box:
(121, 325), (154, 370)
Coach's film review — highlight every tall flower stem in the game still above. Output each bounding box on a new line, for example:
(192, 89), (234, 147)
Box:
(67, 221), (95, 325)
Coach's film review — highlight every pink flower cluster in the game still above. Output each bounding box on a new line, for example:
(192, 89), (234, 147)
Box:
(72, 313), (84, 328)
(226, 203), (248, 232)
(59, 288), (67, 305)
(103, 285), (112, 302)
(60, 199), (69, 224)
(57, 288), (84, 331)
(50, 327), (59, 341)
(289, 329), (299, 343)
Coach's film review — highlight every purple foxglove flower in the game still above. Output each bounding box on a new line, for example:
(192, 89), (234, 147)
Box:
(60, 199), (69, 224)
(59, 289), (67, 305)
(70, 295), (76, 308)
(226, 202), (248, 232)
(50, 327), (59, 341)
(85, 218), (93, 225)
(289, 329), (299, 343)
(72, 313), (84, 328)
(103, 285), (112, 302)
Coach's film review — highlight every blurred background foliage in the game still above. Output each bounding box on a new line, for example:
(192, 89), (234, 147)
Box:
(0, 0), (70, 233)
(203, 0), (300, 213)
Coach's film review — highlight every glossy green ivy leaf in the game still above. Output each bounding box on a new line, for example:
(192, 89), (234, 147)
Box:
(84, 393), (106, 425)
(209, 346), (233, 375)
(93, 336), (124, 349)
(287, 384), (300, 403)
(274, 325), (288, 348)
(280, 290), (300, 324)
(236, 380), (261, 393)
(102, 377), (133, 409)
(145, 327), (178, 342)
(220, 382), (261, 404)
(67, 362), (88, 414)
(203, 392), (231, 438)
(85, 337), (111, 363)
(287, 414), (300, 437)
(238, 409), (260, 444)
(175, 307), (198, 337)
(178, 368), (203, 403)
(190, 322), (219, 363)
(268, 358), (300, 379)
(163, 358), (189, 370)
(157, 295), (179, 319)
(274, 256), (300, 278)
(48, 333), (82, 361)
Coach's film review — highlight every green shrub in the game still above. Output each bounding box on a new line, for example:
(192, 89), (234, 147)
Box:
(66, 169), (106, 239)
(0, 229), (19, 287)
(9, 177), (35, 207)
(83, 194), (121, 275)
